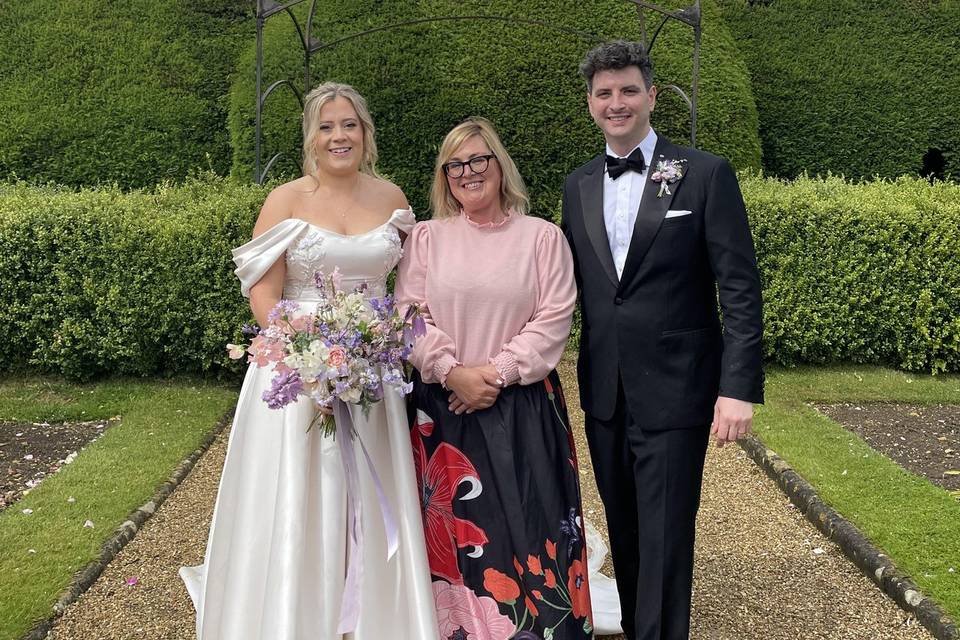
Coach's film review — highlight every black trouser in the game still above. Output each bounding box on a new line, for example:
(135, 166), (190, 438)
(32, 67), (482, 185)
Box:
(585, 385), (709, 640)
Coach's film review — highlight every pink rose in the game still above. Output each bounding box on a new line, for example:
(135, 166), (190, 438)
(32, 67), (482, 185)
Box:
(327, 346), (346, 367)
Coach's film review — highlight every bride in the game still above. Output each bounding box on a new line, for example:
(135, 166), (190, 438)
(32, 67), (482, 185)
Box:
(180, 82), (438, 639)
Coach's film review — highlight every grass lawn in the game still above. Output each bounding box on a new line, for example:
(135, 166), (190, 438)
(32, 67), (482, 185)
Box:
(758, 366), (960, 621)
(0, 377), (237, 640)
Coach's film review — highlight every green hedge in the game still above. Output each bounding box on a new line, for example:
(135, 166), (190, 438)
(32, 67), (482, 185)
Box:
(0, 1), (249, 188)
(2, 175), (957, 380)
(743, 174), (960, 374)
(230, 0), (762, 217)
(0, 177), (264, 380)
(718, 0), (960, 180)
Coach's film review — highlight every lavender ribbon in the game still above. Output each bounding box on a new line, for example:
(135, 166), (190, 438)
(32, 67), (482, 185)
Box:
(333, 400), (400, 633)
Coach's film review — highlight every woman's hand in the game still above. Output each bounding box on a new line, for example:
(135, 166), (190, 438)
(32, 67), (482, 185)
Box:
(446, 365), (502, 414)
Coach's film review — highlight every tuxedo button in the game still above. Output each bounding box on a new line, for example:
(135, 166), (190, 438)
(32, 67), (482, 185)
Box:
(614, 296), (623, 305)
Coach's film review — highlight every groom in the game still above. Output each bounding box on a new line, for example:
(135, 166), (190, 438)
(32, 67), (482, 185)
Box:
(561, 41), (764, 640)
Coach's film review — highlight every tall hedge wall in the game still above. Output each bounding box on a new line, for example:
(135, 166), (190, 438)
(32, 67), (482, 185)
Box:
(2, 175), (957, 379)
(230, 0), (762, 216)
(0, 1), (249, 189)
(718, 0), (960, 180)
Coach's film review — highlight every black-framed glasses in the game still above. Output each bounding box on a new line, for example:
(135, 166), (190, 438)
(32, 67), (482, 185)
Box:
(442, 154), (497, 178)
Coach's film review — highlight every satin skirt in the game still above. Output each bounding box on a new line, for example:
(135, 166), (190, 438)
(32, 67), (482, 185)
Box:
(180, 361), (439, 640)
(410, 371), (610, 639)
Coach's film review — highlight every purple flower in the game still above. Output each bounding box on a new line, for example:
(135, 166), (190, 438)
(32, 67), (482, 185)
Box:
(412, 314), (427, 339)
(559, 506), (582, 559)
(267, 300), (300, 324)
(402, 325), (415, 348)
(262, 370), (303, 409)
(345, 330), (362, 349)
(241, 323), (261, 337)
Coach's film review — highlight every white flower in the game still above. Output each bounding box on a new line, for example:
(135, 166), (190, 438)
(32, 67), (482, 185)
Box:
(226, 343), (247, 360)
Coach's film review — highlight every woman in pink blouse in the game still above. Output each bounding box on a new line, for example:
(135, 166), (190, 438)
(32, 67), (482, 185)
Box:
(396, 118), (594, 639)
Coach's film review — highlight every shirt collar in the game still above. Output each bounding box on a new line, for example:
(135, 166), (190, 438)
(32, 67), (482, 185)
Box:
(605, 127), (658, 171)
(460, 208), (513, 229)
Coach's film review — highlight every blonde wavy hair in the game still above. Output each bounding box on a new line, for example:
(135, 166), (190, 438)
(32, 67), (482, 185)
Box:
(302, 82), (379, 177)
(430, 117), (529, 219)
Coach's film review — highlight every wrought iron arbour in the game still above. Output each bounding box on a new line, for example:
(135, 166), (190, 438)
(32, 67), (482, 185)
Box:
(254, 0), (701, 184)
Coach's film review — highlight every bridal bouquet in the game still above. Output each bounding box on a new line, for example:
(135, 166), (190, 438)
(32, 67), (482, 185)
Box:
(227, 268), (426, 436)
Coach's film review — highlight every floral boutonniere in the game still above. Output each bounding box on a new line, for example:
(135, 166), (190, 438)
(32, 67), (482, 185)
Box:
(650, 157), (687, 198)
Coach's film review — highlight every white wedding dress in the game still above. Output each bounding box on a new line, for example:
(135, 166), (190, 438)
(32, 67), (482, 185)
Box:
(180, 209), (439, 640)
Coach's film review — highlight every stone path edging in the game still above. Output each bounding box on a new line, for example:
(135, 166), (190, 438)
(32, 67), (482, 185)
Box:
(738, 434), (958, 640)
(20, 405), (237, 640)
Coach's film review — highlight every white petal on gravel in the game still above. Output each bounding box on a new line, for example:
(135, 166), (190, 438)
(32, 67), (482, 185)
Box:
(23, 454), (33, 460)
(83, 520), (95, 528)
(813, 547), (826, 555)
(15, 432), (23, 436)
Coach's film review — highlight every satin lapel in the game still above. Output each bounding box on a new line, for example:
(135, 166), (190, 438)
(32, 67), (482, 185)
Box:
(619, 139), (681, 285)
(578, 154), (619, 287)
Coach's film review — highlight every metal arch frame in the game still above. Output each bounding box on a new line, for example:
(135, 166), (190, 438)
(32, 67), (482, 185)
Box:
(254, 0), (701, 184)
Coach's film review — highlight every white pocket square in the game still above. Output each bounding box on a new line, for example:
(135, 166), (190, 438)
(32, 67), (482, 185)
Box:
(664, 209), (692, 218)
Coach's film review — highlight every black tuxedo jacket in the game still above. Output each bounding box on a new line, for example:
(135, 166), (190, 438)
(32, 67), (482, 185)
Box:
(561, 136), (764, 430)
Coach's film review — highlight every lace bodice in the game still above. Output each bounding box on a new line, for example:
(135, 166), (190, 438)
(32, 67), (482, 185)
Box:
(232, 209), (415, 302)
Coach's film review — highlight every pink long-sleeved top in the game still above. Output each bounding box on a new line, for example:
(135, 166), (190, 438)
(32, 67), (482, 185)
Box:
(395, 212), (576, 387)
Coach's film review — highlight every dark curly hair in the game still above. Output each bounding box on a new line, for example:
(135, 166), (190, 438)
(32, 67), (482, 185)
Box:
(579, 40), (654, 93)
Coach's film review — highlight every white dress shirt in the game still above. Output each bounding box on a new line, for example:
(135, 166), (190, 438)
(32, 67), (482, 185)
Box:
(603, 128), (658, 279)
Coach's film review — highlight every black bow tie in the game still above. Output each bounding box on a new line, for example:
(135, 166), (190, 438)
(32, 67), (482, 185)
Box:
(605, 147), (646, 180)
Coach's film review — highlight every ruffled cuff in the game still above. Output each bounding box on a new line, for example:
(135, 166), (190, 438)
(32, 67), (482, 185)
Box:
(434, 354), (461, 387)
(490, 351), (521, 387)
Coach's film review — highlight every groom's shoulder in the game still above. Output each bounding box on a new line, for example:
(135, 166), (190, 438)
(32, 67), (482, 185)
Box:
(565, 153), (604, 187)
(668, 142), (728, 173)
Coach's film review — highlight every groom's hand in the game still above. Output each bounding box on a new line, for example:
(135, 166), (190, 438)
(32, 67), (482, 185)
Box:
(711, 396), (753, 447)
(446, 365), (501, 414)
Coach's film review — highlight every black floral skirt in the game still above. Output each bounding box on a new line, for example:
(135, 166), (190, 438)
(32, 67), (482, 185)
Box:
(409, 370), (593, 640)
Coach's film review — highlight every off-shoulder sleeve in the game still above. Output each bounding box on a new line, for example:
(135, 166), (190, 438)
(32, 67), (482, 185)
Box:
(388, 208), (416, 236)
(491, 223), (576, 385)
(395, 222), (460, 385)
(231, 218), (308, 298)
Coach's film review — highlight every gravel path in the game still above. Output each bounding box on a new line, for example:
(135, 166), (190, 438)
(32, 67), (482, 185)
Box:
(45, 364), (934, 640)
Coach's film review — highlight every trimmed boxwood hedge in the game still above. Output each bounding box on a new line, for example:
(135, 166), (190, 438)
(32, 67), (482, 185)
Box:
(2, 175), (957, 379)
(0, 1), (250, 189)
(718, 0), (960, 180)
(230, 0), (762, 217)
(0, 177), (265, 380)
(743, 174), (960, 374)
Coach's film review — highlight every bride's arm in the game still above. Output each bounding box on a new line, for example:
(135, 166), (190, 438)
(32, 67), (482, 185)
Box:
(248, 188), (292, 326)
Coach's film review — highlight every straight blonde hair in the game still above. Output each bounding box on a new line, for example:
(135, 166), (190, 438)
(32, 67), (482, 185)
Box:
(430, 117), (530, 219)
(302, 82), (379, 178)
